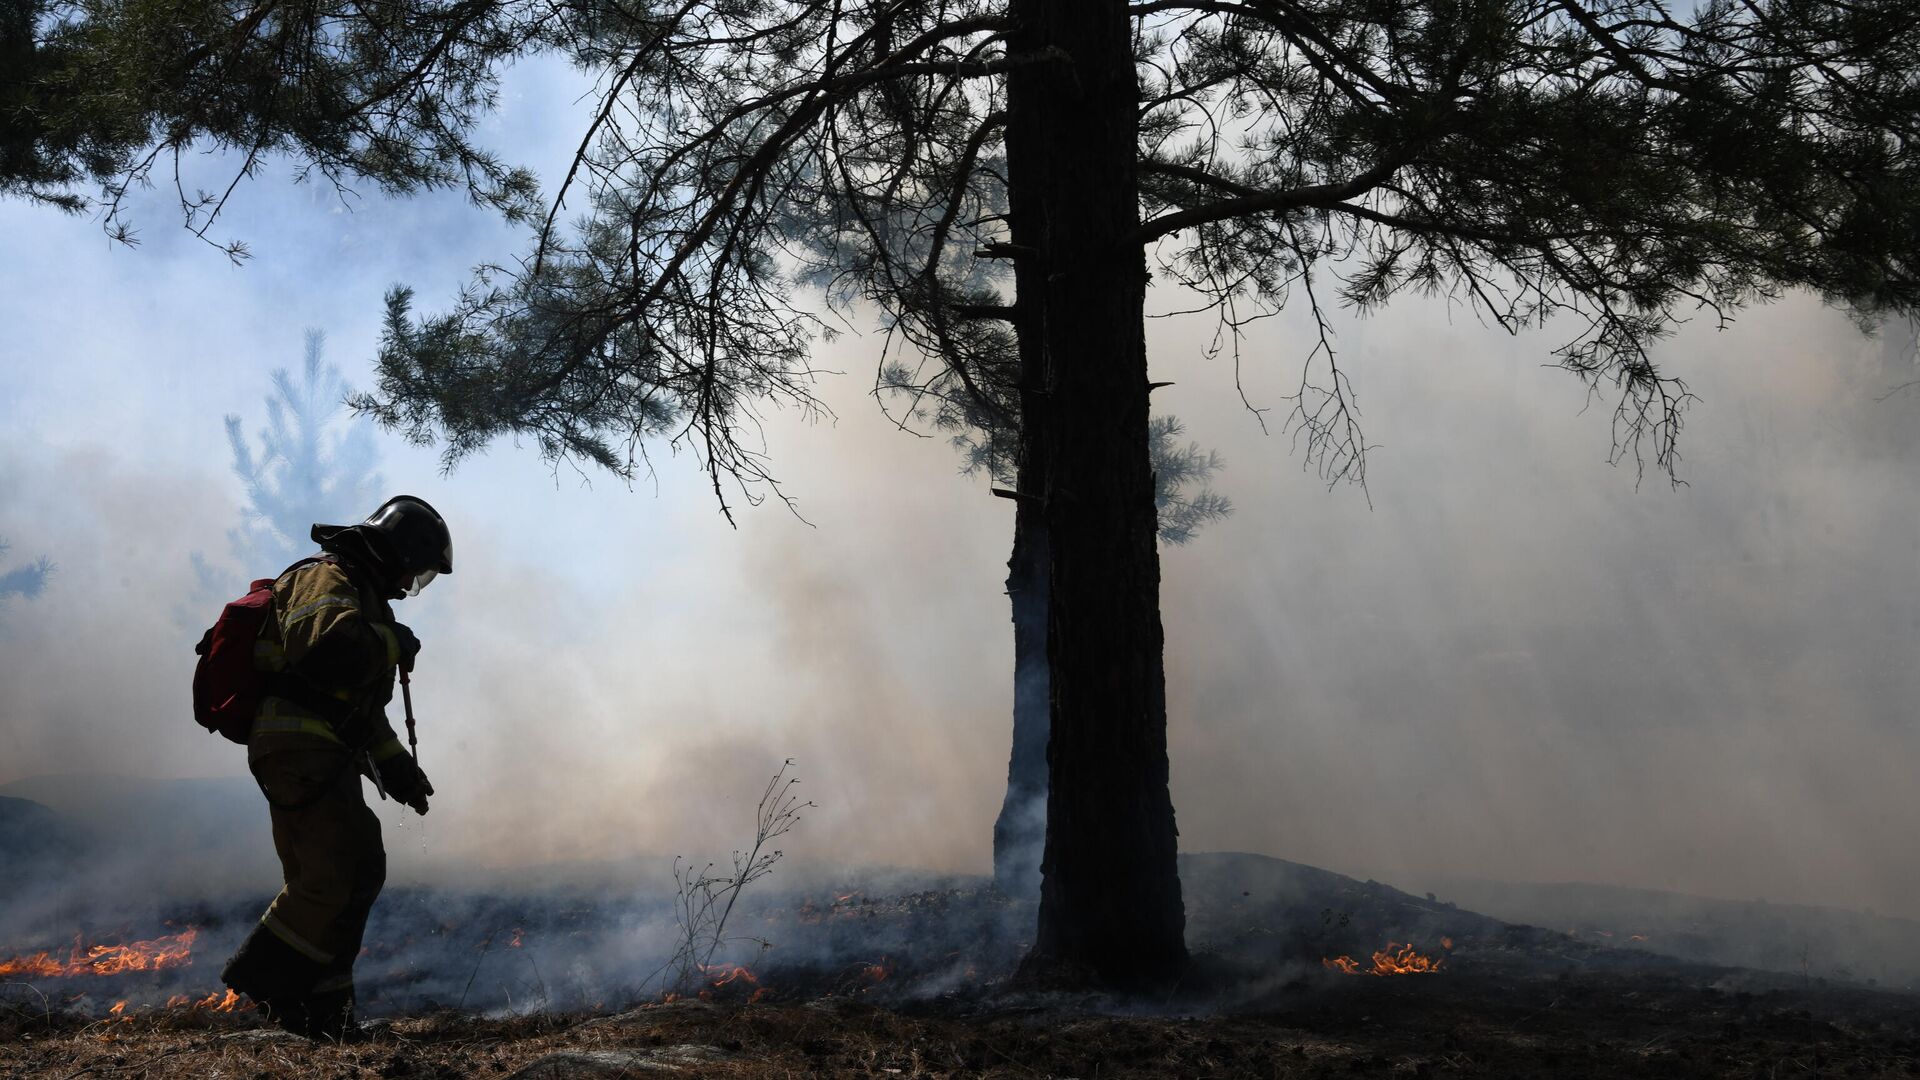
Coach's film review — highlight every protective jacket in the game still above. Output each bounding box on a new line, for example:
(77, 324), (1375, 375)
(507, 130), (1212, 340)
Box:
(250, 557), (411, 772)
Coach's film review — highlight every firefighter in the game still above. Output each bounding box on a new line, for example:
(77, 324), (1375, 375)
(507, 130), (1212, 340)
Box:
(220, 495), (452, 1039)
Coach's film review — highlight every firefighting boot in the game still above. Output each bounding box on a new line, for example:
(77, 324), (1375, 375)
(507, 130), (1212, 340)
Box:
(264, 995), (315, 1037)
(304, 985), (357, 1041)
(303, 972), (357, 1037)
(222, 922), (325, 1031)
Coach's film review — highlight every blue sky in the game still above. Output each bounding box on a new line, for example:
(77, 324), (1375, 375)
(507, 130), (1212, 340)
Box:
(4, 55), (1920, 918)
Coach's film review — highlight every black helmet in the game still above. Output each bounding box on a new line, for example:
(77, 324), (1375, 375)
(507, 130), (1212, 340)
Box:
(312, 495), (452, 596)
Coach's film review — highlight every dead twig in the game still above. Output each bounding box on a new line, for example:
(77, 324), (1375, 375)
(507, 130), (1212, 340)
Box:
(459, 931), (495, 1012)
(654, 760), (814, 998)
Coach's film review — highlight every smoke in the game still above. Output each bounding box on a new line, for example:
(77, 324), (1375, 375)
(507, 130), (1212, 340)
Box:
(0, 539), (52, 605)
(209, 328), (385, 579)
(6, 289), (1920, 928)
(0, 443), (237, 779)
(398, 394), (1016, 876)
(378, 289), (1920, 921)
(3, 48), (1918, 942)
(1150, 293), (1920, 917)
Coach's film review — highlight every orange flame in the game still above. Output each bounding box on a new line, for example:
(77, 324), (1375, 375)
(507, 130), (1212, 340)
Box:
(660, 964), (769, 1004)
(195, 988), (251, 1013)
(1322, 942), (1445, 976)
(109, 1001), (127, 1016)
(1373, 942), (1444, 974)
(508, 928), (526, 949)
(0, 927), (199, 979)
(700, 963), (759, 988)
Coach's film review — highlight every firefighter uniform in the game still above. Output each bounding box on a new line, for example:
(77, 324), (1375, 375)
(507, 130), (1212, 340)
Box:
(222, 557), (427, 1038)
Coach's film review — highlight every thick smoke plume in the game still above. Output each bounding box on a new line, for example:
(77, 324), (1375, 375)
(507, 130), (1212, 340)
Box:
(2, 263), (1916, 934)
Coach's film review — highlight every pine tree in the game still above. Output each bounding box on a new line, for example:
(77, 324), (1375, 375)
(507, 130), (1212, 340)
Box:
(1, 0), (542, 252)
(987, 415), (1229, 898)
(357, 0), (1917, 984)
(214, 331), (383, 576)
(14, 0), (1919, 986)
(884, 356), (1230, 896)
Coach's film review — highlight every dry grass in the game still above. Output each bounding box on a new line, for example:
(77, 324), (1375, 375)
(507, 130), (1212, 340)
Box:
(6, 968), (1920, 1080)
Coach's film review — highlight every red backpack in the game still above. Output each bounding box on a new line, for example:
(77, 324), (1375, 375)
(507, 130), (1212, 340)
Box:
(192, 557), (329, 744)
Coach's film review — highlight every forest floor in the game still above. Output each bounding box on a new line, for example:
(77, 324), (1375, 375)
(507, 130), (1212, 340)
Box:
(6, 966), (1920, 1079)
(10, 854), (1920, 1077)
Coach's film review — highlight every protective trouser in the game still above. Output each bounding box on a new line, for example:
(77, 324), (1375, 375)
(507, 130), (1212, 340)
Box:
(222, 748), (385, 1038)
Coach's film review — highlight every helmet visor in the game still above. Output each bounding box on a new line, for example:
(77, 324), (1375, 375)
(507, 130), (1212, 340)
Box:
(404, 568), (438, 597)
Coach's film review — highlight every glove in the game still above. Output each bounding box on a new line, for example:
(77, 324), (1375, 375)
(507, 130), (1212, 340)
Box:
(381, 753), (435, 816)
(389, 622), (422, 672)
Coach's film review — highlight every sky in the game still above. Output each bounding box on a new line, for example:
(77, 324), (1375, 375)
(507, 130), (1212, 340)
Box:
(2, 56), (1918, 919)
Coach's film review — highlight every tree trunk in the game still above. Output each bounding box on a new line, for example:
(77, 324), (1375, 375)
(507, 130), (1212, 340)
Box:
(991, 501), (1048, 900)
(1004, 0), (1187, 985)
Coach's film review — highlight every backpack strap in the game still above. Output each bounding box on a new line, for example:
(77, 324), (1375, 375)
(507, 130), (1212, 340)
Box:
(250, 555), (361, 812)
(259, 554), (363, 730)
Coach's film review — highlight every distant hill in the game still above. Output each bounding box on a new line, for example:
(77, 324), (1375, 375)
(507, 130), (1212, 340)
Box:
(0, 793), (76, 850)
(0, 794), (86, 882)
(1420, 875), (1920, 991)
(1172, 851), (1663, 981)
(0, 773), (262, 838)
(0, 774), (276, 935)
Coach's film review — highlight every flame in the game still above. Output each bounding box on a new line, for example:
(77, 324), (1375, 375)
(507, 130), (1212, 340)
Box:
(195, 989), (251, 1013)
(1440, 936), (1454, 950)
(1375, 942), (1444, 974)
(1629, 933), (1650, 942)
(683, 957), (764, 999)
(508, 928), (526, 949)
(748, 987), (772, 1004)
(665, 964), (766, 1005)
(859, 959), (892, 984)
(165, 995), (192, 1008)
(1322, 942), (1445, 976)
(109, 1001), (127, 1016)
(0, 927), (199, 979)
(700, 963), (759, 988)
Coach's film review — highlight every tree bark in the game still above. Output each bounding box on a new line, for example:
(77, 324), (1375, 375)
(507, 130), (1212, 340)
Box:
(991, 502), (1048, 900)
(1004, 0), (1187, 985)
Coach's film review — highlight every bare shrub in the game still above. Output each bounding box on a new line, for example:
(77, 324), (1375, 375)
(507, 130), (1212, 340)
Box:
(659, 760), (812, 997)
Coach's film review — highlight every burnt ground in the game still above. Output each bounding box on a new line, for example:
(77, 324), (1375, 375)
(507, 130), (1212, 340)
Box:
(6, 853), (1920, 1077)
(5, 966), (1920, 1079)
